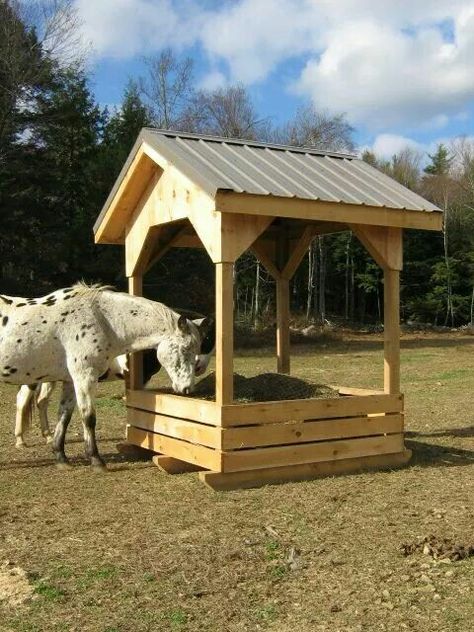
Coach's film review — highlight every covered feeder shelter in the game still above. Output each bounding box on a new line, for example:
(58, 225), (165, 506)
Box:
(94, 129), (442, 490)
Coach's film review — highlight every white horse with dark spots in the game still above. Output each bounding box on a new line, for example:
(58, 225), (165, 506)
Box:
(0, 283), (210, 470)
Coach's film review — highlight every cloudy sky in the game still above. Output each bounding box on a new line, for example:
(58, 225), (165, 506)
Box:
(75, 0), (474, 157)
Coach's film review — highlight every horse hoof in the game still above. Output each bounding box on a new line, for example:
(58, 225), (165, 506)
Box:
(15, 442), (27, 449)
(56, 461), (72, 470)
(45, 435), (54, 444)
(91, 463), (107, 473)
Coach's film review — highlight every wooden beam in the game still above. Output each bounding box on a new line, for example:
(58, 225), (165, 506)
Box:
(215, 263), (234, 405)
(128, 276), (143, 390)
(145, 224), (190, 272)
(276, 278), (290, 374)
(152, 455), (204, 473)
(216, 191), (443, 231)
(384, 269), (400, 394)
(350, 225), (403, 271)
(250, 238), (279, 279)
(95, 148), (160, 244)
(199, 450), (412, 490)
(281, 225), (316, 280)
(275, 226), (290, 374)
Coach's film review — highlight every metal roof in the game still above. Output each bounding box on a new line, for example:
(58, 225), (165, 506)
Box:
(141, 129), (440, 212)
(94, 128), (441, 235)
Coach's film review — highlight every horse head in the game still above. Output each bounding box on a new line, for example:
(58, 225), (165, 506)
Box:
(156, 315), (212, 394)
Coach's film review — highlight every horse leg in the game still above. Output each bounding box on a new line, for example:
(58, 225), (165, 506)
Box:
(15, 385), (35, 448)
(72, 374), (105, 471)
(36, 382), (55, 444)
(52, 382), (75, 468)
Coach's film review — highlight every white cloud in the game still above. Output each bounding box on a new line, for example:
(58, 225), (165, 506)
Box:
(296, 13), (474, 129)
(198, 70), (227, 91)
(371, 134), (423, 158)
(75, 0), (199, 58)
(74, 0), (474, 132)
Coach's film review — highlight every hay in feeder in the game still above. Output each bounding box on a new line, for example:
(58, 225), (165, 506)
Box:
(192, 372), (339, 402)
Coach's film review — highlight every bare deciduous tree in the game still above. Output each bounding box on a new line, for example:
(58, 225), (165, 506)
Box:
(139, 48), (194, 129)
(186, 84), (268, 139)
(278, 103), (355, 152)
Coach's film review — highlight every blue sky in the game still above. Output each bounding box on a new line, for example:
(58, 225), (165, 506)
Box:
(76, 0), (474, 158)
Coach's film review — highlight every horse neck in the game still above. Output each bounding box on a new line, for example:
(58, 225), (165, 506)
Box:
(99, 292), (178, 352)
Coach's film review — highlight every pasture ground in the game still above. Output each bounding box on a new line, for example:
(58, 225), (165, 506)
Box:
(0, 332), (473, 632)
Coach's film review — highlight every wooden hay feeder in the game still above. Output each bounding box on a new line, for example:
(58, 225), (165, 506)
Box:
(94, 129), (442, 490)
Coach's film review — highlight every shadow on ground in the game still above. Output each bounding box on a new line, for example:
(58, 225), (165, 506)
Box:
(406, 438), (474, 467)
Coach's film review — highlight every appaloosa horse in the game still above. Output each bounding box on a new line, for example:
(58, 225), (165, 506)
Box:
(13, 311), (216, 448)
(0, 283), (210, 469)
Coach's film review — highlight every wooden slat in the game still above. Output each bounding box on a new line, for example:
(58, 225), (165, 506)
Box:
(221, 433), (404, 472)
(335, 386), (384, 396)
(199, 449), (412, 490)
(128, 408), (222, 448)
(215, 191), (443, 231)
(127, 390), (220, 425)
(221, 393), (403, 427)
(221, 413), (403, 450)
(126, 426), (222, 471)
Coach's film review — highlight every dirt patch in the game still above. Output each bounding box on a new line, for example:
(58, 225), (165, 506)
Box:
(402, 535), (474, 561)
(0, 561), (34, 607)
(191, 372), (339, 402)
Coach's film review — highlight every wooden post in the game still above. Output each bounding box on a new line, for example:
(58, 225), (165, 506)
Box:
(276, 226), (290, 374)
(215, 262), (234, 405)
(276, 278), (290, 374)
(384, 269), (400, 394)
(128, 275), (143, 390)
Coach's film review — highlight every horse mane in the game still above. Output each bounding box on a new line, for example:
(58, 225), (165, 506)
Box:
(71, 281), (115, 301)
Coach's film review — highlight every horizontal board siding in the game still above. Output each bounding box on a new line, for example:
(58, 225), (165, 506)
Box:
(221, 414), (403, 450)
(221, 434), (404, 473)
(127, 389), (220, 425)
(221, 394), (403, 426)
(126, 426), (222, 471)
(127, 408), (222, 449)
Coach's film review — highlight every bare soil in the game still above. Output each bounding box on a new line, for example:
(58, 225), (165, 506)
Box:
(0, 332), (473, 632)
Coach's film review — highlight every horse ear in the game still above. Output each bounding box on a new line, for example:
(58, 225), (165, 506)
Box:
(193, 316), (213, 341)
(177, 314), (190, 334)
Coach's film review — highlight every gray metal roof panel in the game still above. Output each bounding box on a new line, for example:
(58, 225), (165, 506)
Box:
(143, 129), (441, 212)
(95, 128), (442, 236)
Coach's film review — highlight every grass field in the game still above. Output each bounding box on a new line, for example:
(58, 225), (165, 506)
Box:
(0, 332), (473, 632)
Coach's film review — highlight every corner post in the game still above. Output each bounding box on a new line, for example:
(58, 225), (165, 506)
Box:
(276, 226), (290, 374)
(276, 278), (290, 374)
(215, 262), (234, 405)
(384, 268), (400, 394)
(128, 275), (143, 390)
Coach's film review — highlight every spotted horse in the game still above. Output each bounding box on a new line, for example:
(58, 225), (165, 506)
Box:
(0, 283), (211, 469)
(14, 315), (215, 448)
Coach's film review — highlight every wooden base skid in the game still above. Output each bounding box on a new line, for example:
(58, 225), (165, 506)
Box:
(126, 388), (408, 488)
(199, 450), (412, 490)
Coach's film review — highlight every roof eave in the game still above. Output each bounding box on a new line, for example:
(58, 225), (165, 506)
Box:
(215, 190), (443, 231)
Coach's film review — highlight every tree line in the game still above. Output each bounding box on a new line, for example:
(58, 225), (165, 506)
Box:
(1, 0), (473, 327)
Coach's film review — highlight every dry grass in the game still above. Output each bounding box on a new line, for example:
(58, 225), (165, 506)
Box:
(0, 332), (473, 632)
